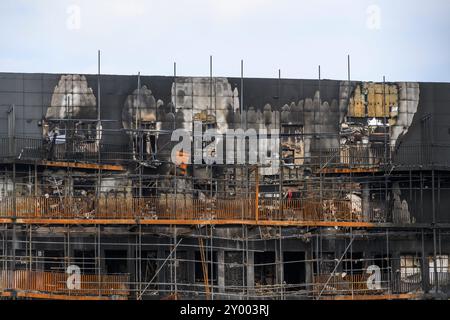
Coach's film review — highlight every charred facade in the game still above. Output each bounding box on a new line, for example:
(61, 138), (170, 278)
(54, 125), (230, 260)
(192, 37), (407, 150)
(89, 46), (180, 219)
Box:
(0, 72), (450, 300)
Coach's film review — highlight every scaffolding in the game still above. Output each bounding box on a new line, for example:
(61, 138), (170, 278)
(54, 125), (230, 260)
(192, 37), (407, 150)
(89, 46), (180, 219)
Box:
(0, 67), (450, 300)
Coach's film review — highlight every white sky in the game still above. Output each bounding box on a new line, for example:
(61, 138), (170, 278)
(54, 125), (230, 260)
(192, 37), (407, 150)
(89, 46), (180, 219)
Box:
(0, 0), (449, 81)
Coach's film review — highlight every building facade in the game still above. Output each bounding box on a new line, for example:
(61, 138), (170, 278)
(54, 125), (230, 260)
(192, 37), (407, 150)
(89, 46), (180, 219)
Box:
(0, 72), (450, 299)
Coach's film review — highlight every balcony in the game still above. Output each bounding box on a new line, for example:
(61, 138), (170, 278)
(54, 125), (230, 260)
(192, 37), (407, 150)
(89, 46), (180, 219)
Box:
(0, 270), (129, 300)
(1, 136), (450, 170)
(313, 273), (383, 296)
(0, 136), (129, 170)
(312, 273), (421, 300)
(0, 195), (389, 226)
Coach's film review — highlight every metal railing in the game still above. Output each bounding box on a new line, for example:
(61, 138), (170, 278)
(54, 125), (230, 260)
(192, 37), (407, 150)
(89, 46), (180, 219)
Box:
(312, 273), (387, 296)
(0, 136), (131, 164)
(0, 195), (388, 223)
(2, 135), (449, 168)
(312, 270), (450, 297)
(0, 270), (129, 297)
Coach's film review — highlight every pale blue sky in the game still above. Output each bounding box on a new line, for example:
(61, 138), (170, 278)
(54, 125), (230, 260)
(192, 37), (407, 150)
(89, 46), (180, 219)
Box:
(0, 0), (449, 81)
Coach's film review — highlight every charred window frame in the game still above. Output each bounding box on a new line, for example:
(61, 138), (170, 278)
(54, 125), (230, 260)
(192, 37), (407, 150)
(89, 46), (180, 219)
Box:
(400, 254), (422, 281)
(254, 252), (276, 286)
(73, 250), (96, 275)
(428, 255), (449, 286)
(194, 251), (218, 284)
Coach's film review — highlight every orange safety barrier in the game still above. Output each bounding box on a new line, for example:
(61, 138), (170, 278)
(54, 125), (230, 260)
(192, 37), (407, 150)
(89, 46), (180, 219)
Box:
(312, 273), (382, 296)
(0, 196), (367, 223)
(0, 270), (129, 297)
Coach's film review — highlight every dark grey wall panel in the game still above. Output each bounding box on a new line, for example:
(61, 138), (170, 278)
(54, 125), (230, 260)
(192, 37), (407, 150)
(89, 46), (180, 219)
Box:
(0, 72), (449, 156)
(0, 77), (24, 92)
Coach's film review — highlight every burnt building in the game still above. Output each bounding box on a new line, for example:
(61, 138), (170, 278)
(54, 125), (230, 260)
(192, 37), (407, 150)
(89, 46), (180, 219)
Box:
(0, 72), (450, 300)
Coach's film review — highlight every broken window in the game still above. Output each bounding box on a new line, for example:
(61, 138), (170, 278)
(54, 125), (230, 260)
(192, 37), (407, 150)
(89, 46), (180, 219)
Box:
(254, 252), (276, 286)
(224, 251), (244, 290)
(283, 252), (305, 291)
(73, 250), (96, 274)
(428, 255), (449, 286)
(140, 250), (157, 287)
(73, 176), (96, 197)
(373, 254), (392, 275)
(104, 250), (128, 274)
(14, 249), (32, 271)
(343, 252), (364, 275)
(313, 252), (335, 274)
(162, 250), (189, 288)
(372, 254), (392, 288)
(281, 125), (304, 166)
(400, 255), (422, 282)
(142, 123), (157, 161)
(44, 250), (65, 272)
(194, 251), (218, 284)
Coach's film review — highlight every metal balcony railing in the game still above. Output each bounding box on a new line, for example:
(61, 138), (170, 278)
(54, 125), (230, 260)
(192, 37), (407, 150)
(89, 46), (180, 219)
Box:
(0, 270), (129, 298)
(1, 135), (449, 168)
(0, 136), (131, 164)
(0, 195), (390, 223)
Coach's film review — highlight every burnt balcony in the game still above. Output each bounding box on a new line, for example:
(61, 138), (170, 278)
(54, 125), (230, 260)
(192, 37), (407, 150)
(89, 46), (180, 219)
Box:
(0, 195), (391, 226)
(0, 270), (129, 300)
(2, 135), (450, 171)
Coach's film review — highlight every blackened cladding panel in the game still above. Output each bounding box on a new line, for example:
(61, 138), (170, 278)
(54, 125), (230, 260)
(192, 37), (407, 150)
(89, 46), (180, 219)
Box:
(394, 82), (450, 167)
(1, 72), (450, 167)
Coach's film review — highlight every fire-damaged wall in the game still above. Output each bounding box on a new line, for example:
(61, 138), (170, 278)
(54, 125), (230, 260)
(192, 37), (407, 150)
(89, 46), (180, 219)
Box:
(1, 73), (450, 223)
(2, 73), (443, 153)
(3, 73), (445, 165)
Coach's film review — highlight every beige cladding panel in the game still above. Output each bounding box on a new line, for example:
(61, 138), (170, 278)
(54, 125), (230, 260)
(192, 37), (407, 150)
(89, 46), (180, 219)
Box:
(367, 85), (376, 117)
(389, 86), (398, 108)
(349, 85), (365, 117)
(374, 90), (384, 117)
(349, 83), (395, 118)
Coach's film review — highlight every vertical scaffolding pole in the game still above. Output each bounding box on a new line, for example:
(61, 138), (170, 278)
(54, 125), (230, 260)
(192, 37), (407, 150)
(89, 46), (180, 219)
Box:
(421, 228), (427, 293)
(315, 231), (320, 276)
(255, 168), (259, 222)
(97, 224), (101, 297)
(172, 61), (179, 276)
(66, 225), (70, 271)
(210, 56), (214, 199)
(210, 225), (214, 300)
(138, 73), (143, 197)
(97, 50), (101, 164)
(318, 66), (323, 218)
(34, 163), (38, 197)
(279, 226), (284, 299)
(350, 171), (354, 298)
(240, 60), (244, 115)
(139, 223), (142, 298)
(241, 59), (249, 300)
(432, 169), (438, 291)
(28, 225), (32, 272)
(96, 51), (102, 223)
(347, 54), (351, 125)
(347, 55), (351, 83)
(174, 225), (177, 298)
(383, 76), (387, 164)
(210, 55), (213, 115)
(240, 58), (246, 299)
(278, 69), (283, 218)
(383, 76), (389, 230)
(386, 229), (391, 294)
(174, 62), (177, 113)
(245, 225), (251, 300)
(11, 163), (16, 274)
